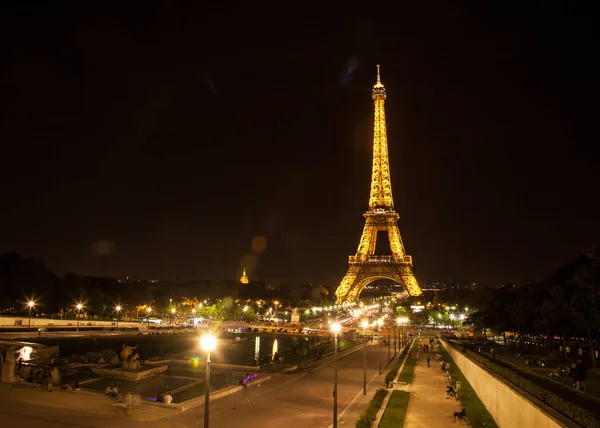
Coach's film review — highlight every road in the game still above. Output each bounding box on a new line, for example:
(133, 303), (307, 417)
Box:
(0, 341), (393, 428)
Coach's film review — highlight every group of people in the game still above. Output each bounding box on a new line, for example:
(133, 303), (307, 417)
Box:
(156, 392), (173, 404)
(61, 380), (80, 391)
(105, 385), (119, 397)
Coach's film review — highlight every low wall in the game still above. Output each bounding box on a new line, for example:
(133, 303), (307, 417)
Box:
(441, 340), (573, 428)
(0, 316), (140, 329)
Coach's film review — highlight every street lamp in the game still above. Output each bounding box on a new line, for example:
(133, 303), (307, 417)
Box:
(115, 305), (122, 331)
(146, 306), (152, 331)
(377, 318), (383, 374)
(397, 317), (408, 348)
(171, 308), (176, 327)
(387, 317), (391, 364)
(361, 320), (369, 395)
(201, 335), (217, 428)
(27, 301), (35, 334)
(76, 303), (83, 332)
(331, 322), (341, 428)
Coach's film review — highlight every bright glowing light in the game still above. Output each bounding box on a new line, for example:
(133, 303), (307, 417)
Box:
(192, 308), (196, 314)
(201, 335), (217, 352)
(243, 305), (249, 312)
(361, 320), (369, 329)
(147, 307), (152, 313)
(115, 305), (122, 312)
(377, 319), (383, 326)
(27, 301), (35, 308)
(331, 323), (341, 334)
(397, 317), (409, 324)
(76, 303), (83, 310)
(171, 308), (176, 314)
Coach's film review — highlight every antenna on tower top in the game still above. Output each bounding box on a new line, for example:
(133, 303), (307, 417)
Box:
(376, 64), (381, 83)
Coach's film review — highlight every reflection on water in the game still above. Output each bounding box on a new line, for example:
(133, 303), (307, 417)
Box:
(203, 334), (322, 365)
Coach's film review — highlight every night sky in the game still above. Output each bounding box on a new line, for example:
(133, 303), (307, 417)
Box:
(1, 2), (598, 287)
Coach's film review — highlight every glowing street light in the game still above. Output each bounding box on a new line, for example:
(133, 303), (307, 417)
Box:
(27, 300), (35, 334)
(115, 305), (122, 331)
(361, 320), (369, 395)
(201, 335), (217, 428)
(331, 322), (341, 428)
(76, 303), (83, 332)
(397, 317), (409, 348)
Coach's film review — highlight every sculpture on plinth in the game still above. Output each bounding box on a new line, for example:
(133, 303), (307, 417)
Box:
(119, 344), (141, 371)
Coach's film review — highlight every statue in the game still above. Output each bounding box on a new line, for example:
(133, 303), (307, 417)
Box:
(119, 344), (139, 362)
(119, 344), (141, 371)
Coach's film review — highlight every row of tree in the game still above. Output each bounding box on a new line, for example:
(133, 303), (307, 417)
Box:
(467, 246), (600, 367)
(0, 253), (331, 317)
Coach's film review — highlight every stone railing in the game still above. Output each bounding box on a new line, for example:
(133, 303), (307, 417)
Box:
(440, 340), (574, 427)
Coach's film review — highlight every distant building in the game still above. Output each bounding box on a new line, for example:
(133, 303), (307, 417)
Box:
(240, 269), (249, 284)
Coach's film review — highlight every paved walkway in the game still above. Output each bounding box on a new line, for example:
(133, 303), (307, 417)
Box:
(331, 342), (399, 427)
(404, 351), (462, 428)
(0, 383), (174, 423)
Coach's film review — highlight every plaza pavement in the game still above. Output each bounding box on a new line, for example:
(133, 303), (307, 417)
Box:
(0, 340), (395, 428)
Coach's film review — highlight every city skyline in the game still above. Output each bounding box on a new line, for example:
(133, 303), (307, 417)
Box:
(1, 3), (598, 287)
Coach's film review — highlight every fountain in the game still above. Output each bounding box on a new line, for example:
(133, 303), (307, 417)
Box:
(272, 339), (278, 361)
(91, 343), (168, 380)
(254, 336), (260, 365)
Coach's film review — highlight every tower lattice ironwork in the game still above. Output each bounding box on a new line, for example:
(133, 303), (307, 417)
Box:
(335, 65), (422, 303)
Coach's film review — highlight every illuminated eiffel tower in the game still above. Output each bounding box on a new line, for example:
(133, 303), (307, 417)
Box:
(335, 65), (422, 303)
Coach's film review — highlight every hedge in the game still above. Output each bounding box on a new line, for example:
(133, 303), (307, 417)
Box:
(447, 341), (600, 428)
(355, 388), (388, 428)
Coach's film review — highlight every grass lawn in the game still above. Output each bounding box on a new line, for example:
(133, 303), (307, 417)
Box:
(378, 391), (410, 428)
(493, 348), (600, 399)
(437, 345), (498, 427)
(397, 358), (416, 384)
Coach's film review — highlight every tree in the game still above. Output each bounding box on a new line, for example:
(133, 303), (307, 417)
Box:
(571, 247), (600, 368)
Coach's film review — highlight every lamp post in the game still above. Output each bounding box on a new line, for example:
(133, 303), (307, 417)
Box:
(76, 303), (83, 332)
(201, 335), (217, 428)
(115, 305), (122, 331)
(387, 318), (391, 363)
(146, 307), (152, 332)
(27, 301), (35, 334)
(171, 308), (176, 327)
(331, 322), (341, 428)
(393, 321), (397, 356)
(361, 320), (369, 395)
(397, 317), (408, 349)
(377, 319), (383, 374)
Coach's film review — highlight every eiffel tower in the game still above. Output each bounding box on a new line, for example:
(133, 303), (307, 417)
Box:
(335, 65), (422, 303)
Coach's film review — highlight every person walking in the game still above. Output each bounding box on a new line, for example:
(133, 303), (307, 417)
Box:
(575, 359), (587, 392)
(427, 356), (430, 367)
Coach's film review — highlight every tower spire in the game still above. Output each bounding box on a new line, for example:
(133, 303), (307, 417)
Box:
(369, 65), (393, 210)
(334, 67), (422, 304)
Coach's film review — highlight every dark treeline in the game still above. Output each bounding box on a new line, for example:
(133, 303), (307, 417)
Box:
(0, 253), (330, 317)
(466, 246), (600, 367)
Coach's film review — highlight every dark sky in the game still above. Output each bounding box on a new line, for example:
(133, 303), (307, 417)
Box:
(1, 2), (598, 287)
